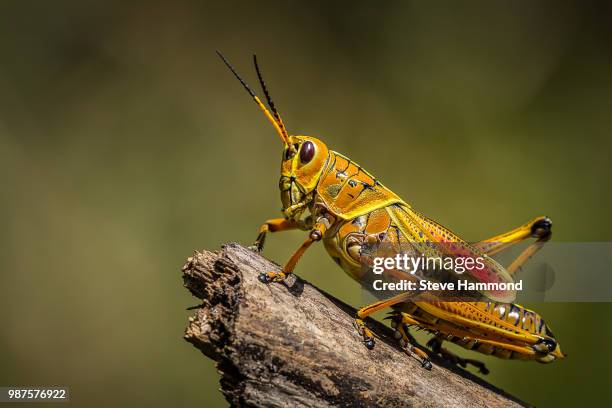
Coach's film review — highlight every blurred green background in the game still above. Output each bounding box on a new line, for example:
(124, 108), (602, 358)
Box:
(1, 1), (611, 407)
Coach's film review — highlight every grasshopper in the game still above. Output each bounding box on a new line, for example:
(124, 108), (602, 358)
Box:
(217, 52), (564, 373)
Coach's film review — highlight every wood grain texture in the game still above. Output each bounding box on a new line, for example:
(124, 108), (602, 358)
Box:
(182, 243), (529, 407)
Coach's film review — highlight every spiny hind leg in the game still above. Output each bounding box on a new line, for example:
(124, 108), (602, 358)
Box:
(426, 335), (490, 375)
(389, 313), (432, 370)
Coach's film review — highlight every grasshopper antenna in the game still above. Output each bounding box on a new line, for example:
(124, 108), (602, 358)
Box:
(216, 51), (293, 150)
(253, 54), (289, 144)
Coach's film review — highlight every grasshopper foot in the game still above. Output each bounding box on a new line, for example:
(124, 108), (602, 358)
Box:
(249, 237), (265, 253)
(354, 318), (375, 349)
(258, 273), (271, 283)
(249, 230), (267, 252)
(258, 271), (287, 284)
(248, 244), (262, 253)
(392, 316), (433, 370)
(364, 337), (375, 350)
(397, 332), (432, 370)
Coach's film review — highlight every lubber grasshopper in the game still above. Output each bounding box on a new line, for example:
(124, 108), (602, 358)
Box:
(217, 52), (564, 373)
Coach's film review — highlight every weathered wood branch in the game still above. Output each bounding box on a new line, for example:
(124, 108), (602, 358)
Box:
(182, 243), (529, 407)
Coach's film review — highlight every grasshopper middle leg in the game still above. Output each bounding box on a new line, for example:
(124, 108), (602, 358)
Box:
(354, 292), (413, 349)
(390, 312), (432, 370)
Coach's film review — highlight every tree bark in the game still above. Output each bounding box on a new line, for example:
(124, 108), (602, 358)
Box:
(182, 243), (529, 408)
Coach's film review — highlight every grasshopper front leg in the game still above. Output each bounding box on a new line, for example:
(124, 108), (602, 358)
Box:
(258, 215), (330, 283)
(251, 202), (314, 252)
(250, 218), (304, 252)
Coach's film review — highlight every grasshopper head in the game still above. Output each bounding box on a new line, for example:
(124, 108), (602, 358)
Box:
(217, 53), (330, 218)
(279, 135), (329, 215)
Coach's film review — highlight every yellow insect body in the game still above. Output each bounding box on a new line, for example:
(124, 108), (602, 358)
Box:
(218, 52), (564, 372)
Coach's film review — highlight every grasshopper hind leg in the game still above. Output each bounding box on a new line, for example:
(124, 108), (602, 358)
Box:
(426, 335), (490, 375)
(390, 313), (432, 370)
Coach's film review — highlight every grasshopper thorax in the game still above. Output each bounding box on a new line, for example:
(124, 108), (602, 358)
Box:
(279, 135), (329, 217)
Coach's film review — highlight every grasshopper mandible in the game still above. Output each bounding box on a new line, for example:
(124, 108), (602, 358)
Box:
(217, 52), (564, 372)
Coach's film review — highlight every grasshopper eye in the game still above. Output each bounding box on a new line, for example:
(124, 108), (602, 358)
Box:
(300, 141), (315, 164)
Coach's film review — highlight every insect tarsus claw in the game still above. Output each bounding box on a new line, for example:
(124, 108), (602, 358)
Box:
(422, 358), (432, 370)
(364, 337), (375, 350)
(258, 273), (272, 283)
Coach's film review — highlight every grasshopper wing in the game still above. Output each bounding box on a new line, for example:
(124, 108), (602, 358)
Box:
(386, 203), (516, 303)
